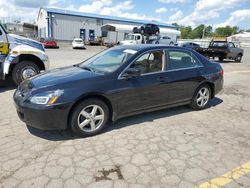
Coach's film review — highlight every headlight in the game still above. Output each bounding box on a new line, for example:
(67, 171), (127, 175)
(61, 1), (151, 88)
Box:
(29, 90), (64, 105)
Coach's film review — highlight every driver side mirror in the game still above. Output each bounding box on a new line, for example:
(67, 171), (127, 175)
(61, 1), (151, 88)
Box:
(122, 68), (141, 79)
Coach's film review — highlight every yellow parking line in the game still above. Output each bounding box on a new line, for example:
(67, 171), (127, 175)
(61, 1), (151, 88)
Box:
(197, 161), (250, 188)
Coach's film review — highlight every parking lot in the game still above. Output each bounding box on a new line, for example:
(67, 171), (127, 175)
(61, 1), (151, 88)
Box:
(0, 45), (250, 188)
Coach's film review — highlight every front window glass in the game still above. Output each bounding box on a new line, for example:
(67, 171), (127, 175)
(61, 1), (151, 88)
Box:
(167, 50), (202, 70)
(130, 50), (164, 74)
(229, 43), (235, 48)
(125, 35), (134, 40)
(79, 48), (135, 73)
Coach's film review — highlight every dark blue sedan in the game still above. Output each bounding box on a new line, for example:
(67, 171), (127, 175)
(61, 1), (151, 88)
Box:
(14, 45), (223, 137)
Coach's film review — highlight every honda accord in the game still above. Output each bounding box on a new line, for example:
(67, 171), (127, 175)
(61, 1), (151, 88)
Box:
(14, 45), (223, 137)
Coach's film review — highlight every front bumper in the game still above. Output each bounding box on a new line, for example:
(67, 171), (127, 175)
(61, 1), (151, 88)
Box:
(14, 98), (71, 130)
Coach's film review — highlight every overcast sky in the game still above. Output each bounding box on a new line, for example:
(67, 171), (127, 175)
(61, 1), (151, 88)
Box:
(1, 0), (250, 29)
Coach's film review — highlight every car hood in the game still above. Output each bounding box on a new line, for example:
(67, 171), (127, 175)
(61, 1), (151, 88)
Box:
(7, 34), (45, 52)
(30, 66), (101, 88)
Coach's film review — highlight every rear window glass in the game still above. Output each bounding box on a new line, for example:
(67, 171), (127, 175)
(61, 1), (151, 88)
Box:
(210, 42), (227, 47)
(45, 38), (54, 41)
(167, 50), (203, 70)
(74, 39), (83, 42)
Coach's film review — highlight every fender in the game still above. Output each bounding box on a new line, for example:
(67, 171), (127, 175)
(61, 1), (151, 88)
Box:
(2, 45), (49, 78)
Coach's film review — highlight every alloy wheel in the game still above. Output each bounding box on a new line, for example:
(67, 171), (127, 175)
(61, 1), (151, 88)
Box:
(196, 87), (210, 107)
(77, 105), (105, 132)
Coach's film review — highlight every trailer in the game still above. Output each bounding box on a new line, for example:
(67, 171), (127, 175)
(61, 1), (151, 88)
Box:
(101, 23), (180, 46)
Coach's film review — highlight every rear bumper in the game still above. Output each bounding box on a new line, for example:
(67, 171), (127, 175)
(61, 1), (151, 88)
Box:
(72, 44), (85, 48)
(44, 44), (59, 48)
(14, 99), (71, 130)
(214, 76), (224, 95)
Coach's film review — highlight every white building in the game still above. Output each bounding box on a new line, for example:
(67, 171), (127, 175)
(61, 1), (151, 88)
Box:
(37, 8), (180, 42)
(227, 32), (250, 47)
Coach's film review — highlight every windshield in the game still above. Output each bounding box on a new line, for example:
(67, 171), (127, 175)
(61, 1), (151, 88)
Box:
(79, 48), (136, 73)
(0, 24), (8, 34)
(125, 35), (135, 41)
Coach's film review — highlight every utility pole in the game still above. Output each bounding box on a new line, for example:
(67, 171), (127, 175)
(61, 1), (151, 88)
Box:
(202, 25), (206, 39)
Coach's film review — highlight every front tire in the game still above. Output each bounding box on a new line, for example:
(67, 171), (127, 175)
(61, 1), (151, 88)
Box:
(190, 85), (211, 110)
(219, 57), (224, 62)
(70, 99), (109, 137)
(235, 54), (242, 63)
(12, 61), (40, 85)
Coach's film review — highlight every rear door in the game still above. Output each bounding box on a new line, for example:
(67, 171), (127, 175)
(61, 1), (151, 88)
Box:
(164, 49), (205, 104)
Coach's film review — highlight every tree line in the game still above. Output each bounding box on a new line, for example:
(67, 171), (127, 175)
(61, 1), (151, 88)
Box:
(172, 23), (250, 39)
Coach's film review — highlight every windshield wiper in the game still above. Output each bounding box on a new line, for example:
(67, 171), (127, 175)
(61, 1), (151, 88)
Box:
(79, 65), (96, 72)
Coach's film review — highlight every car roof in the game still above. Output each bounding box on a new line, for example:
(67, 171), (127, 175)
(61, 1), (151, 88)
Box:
(113, 44), (190, 52)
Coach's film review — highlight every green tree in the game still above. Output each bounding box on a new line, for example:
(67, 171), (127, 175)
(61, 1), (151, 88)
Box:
(189, 24), (205, 39)
(205, 26), (213, 37)
(172, 23), (180, 28)
(214, 26), (239, 37)
(180, 26), (192, 39)
(246, 29), (250, 32)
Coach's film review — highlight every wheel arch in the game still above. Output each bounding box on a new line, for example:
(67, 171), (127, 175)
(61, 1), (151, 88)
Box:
(9, 54), (45, 74)
(196, 81), (215, 99)
(67, 93), (115, 128)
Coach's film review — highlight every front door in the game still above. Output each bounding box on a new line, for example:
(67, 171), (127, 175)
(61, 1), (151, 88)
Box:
(89, 30), (95, 42)
(80, 29), (86, 42)
(117, 49), (169, 115)
(0, 25), (9, 64)
(228, 42), (238, 58)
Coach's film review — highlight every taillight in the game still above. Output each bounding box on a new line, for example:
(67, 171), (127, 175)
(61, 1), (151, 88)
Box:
(219, 69), (224, 76)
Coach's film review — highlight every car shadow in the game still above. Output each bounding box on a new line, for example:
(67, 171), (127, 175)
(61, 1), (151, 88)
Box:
(0, 78), (16, 93)
(106, 97), (223, 133)
(212, 59), (237, 64)
(27, 97), (223, 141)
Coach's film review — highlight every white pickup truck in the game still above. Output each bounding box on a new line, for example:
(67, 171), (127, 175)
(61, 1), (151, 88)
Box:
(0, 24), (49, 85)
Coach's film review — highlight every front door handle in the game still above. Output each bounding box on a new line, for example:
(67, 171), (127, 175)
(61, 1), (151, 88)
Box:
(157, 76), (168, 83)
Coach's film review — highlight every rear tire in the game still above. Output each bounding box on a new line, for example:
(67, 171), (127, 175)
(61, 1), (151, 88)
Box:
(12, 61), (40, 85)
(190, 84), (211, 110)
(70, 99), (109, 137)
